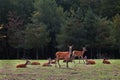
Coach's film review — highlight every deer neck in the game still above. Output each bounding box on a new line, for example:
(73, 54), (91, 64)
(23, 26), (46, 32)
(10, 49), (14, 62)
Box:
(24, 61), (30, 65)
(68, 46), (73, 58)
(69, 48), (72, 55)
(48, 58), (51, 64)
(82, 51), (85, 55)
(48, 60), (50, 64)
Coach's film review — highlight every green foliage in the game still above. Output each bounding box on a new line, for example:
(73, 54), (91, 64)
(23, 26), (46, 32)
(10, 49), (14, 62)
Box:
(34, 0), (65, 32)
(25, 23), (49, 49)
(0, 0), (34, 24)
(10, 0), (34, 24)
(6, 11), (24, 48)
(95, 16), (114, 47)
(83, 8), (114, 48)
(112, 14), (120, 47)
(33, 0), (66, 51)
(100, 0), (120, 19)
(83, 8), (98, 46)
(0, 0), (12, 24)
(75, 7), (85, 21)
(57, 8), (85, 50)
(0, 0), (120, 58)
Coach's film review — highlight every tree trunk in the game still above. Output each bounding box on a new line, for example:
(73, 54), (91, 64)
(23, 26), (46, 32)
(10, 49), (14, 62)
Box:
(23, 49), (26, 59)
(41, 47), (44, 59)
(90, 47), (93, 59)
(6, 47), (9, 59)
(118, 48), (120, 59)
(99, 47), (102, 59)
(36, 48), (39, 59)
(17, 48), (19, 59)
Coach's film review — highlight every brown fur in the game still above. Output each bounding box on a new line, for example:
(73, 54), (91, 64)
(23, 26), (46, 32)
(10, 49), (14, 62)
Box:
(42, 62), (52, 66)
(103, 59), (111, 64)
(42, 58), (52, 67)
(31, 62), (40, 65)
(55, 45), (73, 68)
(55, 52), (71, 68)
(73, 47), (87, 63)
(63, 59), (72, 63)
(63, 56), (74, 63)
(16, 60), (31, 68)
(86, 59), (96, 65)
(56, 52), (70, 60)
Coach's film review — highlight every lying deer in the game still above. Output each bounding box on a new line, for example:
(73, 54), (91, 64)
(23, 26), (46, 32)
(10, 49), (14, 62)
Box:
(103, 59), (111, 64)
(31, 62), (40, 65)
(42, 58), (52, 67)
(16, 60), (31, 68)
(84, 56), (96, 65)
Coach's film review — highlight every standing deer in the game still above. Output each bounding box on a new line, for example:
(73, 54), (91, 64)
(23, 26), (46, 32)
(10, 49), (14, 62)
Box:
(72, 47), (87, 63)
(63, 56), (74, 63)
(55, 45), (73, 68)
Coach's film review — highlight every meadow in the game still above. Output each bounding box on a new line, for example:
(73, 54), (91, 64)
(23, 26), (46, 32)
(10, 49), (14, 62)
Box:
(0, 59), (120, 80)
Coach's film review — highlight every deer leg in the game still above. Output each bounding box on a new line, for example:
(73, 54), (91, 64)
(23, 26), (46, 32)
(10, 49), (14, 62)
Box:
(66, 61), (68, 68)
(58, 60), (61, 68)
(73, 56), (75, 64)
(55, 58), (57, 67)
(81, 56), (85, 63)
(79, 57), (80, 63)
(73, 59), (75, 64)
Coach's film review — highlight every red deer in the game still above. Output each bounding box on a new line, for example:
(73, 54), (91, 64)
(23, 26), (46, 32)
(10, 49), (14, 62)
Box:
(84, 56), (96, 65)
(86, 59), (96, 65)
(42, 58), (52, 67)
(63, 56), (75, 63)
(103, 59), (111, 64)
(73, 47), (87, 63)
(55, 45), (73, 68)
(31, 62), (40, 65)
(16, 60), (31, 68)
(50, 59), (56, 64)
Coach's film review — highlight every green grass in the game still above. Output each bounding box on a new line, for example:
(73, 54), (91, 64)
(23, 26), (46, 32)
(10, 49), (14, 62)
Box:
(0, 59), (120, 80)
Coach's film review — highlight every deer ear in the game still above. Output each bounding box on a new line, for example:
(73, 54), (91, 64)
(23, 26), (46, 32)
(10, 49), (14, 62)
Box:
(83, 47), (87, 51)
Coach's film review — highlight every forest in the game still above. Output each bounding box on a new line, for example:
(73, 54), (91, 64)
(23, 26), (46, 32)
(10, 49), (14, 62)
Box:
(0, 0), (120, 59)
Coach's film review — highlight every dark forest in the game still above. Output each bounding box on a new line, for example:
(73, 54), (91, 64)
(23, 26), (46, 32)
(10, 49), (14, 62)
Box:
(0, 0), (120, 59)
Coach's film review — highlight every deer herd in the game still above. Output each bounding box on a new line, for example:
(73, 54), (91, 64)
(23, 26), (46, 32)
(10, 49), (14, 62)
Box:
(16, 45), (111, 68)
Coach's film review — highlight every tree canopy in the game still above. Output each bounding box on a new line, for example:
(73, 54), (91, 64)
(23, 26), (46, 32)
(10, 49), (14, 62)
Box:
(0, 0), (120, 59)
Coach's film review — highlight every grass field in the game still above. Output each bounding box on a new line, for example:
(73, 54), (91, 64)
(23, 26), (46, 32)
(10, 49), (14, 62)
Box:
(0, 59), (120, 80)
